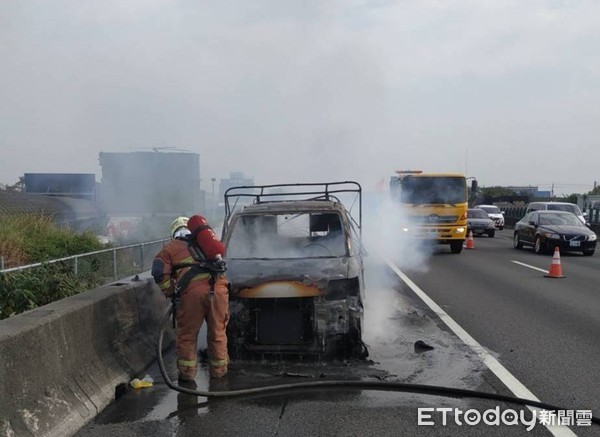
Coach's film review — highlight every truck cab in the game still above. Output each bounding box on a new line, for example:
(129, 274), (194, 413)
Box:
(390, 171), (474, 254)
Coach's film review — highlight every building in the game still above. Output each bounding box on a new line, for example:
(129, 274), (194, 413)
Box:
(505, 186), (551, 198)
(0, 173), (106, 231)
(23, 173), (97, 201)
(0, 190), (106, 231)
(218, 172), (254, 200)
(98, 151), (201, 215)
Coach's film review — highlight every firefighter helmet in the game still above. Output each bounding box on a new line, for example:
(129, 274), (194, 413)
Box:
(170, 216), (189, 239)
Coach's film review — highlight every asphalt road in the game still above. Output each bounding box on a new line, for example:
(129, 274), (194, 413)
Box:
(77, 230), (599, 436)
(398, 231), (600, 420)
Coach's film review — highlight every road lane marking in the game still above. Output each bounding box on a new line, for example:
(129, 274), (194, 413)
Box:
(386, 260), (577, 437)
(511, 260), (549, 274)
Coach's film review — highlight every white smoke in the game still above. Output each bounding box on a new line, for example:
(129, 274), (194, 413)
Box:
(226, 211), (346, 259)
(361, 191), (433, 346)
(362, 191), (433, 271)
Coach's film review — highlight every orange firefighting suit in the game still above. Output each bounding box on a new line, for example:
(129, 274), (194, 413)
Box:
(152, 238), (229, 380)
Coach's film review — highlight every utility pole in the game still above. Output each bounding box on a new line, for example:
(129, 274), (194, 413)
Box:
(211, 178), (216, 222)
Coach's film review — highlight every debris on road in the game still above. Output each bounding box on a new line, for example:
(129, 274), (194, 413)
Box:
(414, 340), (435, 352)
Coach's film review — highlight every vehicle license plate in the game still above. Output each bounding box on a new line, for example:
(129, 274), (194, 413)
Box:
(570, 241), (581, 247)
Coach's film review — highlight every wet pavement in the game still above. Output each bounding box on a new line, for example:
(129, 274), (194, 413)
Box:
(77, 263), (557, 436)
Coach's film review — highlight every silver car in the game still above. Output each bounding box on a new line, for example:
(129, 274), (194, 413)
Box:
(467, 208), (496, 238)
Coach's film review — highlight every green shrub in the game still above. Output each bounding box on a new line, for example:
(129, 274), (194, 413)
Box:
(0, 262), (105, 319)
(0, 215), (107, 319)
(0, 215), (104, 266)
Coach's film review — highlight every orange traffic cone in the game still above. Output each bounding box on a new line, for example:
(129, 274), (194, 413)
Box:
(545, 247), (565, 278)
(464, 230), (475, 249)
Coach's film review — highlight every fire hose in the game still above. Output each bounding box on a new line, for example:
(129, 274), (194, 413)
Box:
(157, 304), (600, 426)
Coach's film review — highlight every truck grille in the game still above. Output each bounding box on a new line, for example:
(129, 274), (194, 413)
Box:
(409, 215), (458, 224)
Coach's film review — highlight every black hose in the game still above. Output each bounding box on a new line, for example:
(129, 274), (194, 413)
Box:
(157, 305), (600, 426)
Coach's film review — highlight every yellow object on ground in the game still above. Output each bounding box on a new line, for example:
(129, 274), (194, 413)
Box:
(130, 375), (154, 389)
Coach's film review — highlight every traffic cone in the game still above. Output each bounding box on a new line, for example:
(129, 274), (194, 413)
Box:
(464, 230), (475, 249)
(545, 247), (565, 278)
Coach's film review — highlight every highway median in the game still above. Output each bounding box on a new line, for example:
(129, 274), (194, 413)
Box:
(0, 273), (173, 437)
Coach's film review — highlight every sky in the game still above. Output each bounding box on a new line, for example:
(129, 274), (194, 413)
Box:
(1, 0), (599, 195)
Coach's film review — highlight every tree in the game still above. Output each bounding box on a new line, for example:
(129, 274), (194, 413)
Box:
(561, 193), (579, 204)
(0, 177), (24, 192)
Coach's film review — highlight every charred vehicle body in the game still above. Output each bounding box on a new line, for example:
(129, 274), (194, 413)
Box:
(221, 182), (367, 359)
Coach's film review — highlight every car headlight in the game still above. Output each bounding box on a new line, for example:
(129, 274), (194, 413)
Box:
(455, 227), (465, 234)
(487, 222), (495, 228)
(544, 233), (560, 239)
(588, 234), (597, 241)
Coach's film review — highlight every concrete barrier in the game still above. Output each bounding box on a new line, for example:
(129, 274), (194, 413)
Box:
(0, 273), (173, 437)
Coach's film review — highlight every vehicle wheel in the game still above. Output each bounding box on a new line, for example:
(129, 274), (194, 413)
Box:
(534, 236), (544, 254)
(488, 231), (495, 238)
(499, 227), (504, 230)
(513, 233), (523, 249)
(582, 249), (595, 256)
(450, 241), (463, 254)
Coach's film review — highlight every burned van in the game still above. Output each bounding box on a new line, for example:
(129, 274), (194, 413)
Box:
(221, 182), (367, 359)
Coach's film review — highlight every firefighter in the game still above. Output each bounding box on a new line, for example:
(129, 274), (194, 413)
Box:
(152, 215), (230, 381)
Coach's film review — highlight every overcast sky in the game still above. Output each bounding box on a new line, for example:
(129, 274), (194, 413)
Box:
(2, 0), (599, 195)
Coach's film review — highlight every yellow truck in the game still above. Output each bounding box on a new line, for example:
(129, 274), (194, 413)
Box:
(389, 171), (476, 254)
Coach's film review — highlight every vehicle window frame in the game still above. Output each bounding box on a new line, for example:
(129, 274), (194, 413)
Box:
(226, 210), (350, 260)
(530, 212), (539, 225)
(539, 212), (585, 227)
(521, 212), (533, 223)
(468, 209), (489, 219)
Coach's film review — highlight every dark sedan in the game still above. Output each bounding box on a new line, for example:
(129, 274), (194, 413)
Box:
(467, 208), (496, 237)
(513, 211), (597, 256)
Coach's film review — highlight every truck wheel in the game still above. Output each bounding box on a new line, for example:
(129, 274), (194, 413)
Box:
(450, 241), (463, 253)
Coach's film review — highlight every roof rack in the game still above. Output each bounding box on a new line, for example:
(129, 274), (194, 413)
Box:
(223, 181), (362, 236)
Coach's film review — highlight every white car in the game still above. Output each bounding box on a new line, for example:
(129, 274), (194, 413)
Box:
(474, 205), (505, 230)
(525, 202), (587, 225)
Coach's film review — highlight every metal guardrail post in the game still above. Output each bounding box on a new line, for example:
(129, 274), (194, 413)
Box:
(140, 243), (145, 270)
(113, 249), (118, 279)
(0, 256), (4, 271)
(74, 257), (78, 276)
